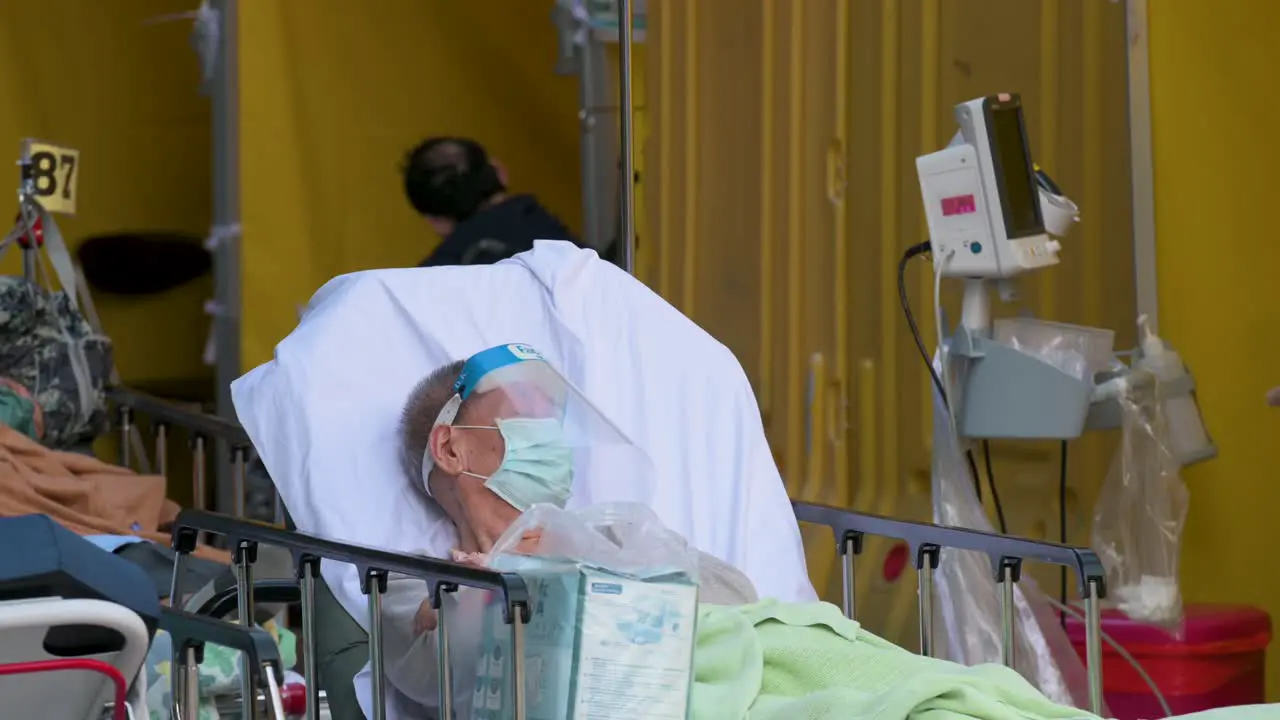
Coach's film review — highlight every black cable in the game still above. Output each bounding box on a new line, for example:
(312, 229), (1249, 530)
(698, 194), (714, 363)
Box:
(898, 242), (948, 405)
(897, 242), (984, 503)
(1058, 439), (1069, 628)
(982, 440), (1008, 534)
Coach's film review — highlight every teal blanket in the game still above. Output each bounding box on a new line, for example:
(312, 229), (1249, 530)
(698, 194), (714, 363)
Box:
(691, 600), (1276, 720)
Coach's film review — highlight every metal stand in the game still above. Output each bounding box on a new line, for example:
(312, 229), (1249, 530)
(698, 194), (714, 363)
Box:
(208, 0), (243, 514)
(557, 14), (618, 256)
(554, 1), (646, 269)
(1125, 0), (1160, 334)
(16, 143), (39, 282)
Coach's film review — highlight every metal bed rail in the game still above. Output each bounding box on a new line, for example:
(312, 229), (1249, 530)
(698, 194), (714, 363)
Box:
(792, 500), (1107, 715)
(170, 509), (532, 720)
(107, 386), (1109, 716)
(107, 386), (282, 523)
(157, 607), (287, 719)
(171, 504), (1109, 719)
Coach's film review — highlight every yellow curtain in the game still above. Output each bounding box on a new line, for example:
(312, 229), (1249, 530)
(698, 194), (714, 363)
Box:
(1149, 0), (1280, 698)
(237, 1), (583, 370)
(643, 0), (1136, 649)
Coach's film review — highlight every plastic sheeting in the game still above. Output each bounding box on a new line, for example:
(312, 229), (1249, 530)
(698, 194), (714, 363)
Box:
(1092, 373), (1188, 629)
(929, 361), (1092, 710)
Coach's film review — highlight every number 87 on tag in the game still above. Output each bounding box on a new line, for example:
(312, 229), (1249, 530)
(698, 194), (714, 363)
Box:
(21, 139), (81, 215)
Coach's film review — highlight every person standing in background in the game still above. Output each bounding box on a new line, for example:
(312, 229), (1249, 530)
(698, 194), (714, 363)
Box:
(402, 136), (578, 266)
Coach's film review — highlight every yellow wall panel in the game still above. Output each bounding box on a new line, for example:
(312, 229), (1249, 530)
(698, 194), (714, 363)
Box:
(645, 0), (1135, 649)
(238, 1), (584, 369)
(0, 1), (213, 386)
(1149, 1), (1280, 698)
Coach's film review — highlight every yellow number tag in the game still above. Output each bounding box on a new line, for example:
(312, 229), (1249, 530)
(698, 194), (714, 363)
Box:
(22, 139), (81, 215)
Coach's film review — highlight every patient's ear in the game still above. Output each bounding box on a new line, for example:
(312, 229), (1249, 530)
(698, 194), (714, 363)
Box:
(429, 425), (466, 475)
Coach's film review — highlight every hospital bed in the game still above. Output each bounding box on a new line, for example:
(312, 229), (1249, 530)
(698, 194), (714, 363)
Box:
(75, 385), (1109, 719)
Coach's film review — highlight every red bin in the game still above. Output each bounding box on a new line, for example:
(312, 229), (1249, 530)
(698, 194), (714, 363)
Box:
(1065, 604), (1271, 719)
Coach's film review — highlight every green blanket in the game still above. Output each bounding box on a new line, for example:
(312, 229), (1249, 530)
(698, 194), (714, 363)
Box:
(692, 601), (1280, 720)
(692, 599), (1099, 720)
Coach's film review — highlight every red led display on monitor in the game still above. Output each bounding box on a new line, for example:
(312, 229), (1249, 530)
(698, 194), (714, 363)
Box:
(941, 194), (977, 217)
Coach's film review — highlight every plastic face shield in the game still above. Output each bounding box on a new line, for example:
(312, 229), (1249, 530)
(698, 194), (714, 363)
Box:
(421, 344), (654, 508)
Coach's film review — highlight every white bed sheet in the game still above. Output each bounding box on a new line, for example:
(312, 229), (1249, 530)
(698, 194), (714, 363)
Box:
(231, 240), (815, 716)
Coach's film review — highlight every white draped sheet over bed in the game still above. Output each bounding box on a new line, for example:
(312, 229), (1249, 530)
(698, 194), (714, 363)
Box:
(230, 240), (815, 716)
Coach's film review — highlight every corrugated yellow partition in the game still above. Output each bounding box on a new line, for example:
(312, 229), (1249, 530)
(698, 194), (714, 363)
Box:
(1149, 2), (1280, 698)
(645, 0), (1136, 648)
(237, 1), (583, 370)
(0, 1), (213, 386)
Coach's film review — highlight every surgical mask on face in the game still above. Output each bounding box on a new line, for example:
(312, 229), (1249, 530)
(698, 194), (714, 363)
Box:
(455, 418), (574, 510)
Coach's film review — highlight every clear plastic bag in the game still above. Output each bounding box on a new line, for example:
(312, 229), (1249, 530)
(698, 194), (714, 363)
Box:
(450, 502), (756, 719)
(487, 502), (757, 605)
(1091, 373), (1188, 629)
(994, 317), (1116, 382)
(929, 363), (1094, 710)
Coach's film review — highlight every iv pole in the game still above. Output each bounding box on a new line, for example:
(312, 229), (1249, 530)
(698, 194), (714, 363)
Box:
(618, 0), (636, 274)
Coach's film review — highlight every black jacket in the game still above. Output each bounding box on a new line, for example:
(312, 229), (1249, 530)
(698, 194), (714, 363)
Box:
(418, 195), (577, 267)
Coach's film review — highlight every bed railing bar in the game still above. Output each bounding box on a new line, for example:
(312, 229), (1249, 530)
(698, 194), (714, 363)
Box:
(791, 500), (1107, 598)
(839, 535), (858, 619)
(436, 583), (455, 720)
(109, 385), (282, 524)
(159, 608), (285, 720)
(368, 568), (389, 720)
(300, 562), (321, 720)
(235, 541), (259, 716)
(231, 447), (248, 518)
(172, 509), (530, 720)
(158, 607), (282, 674)
(1000, 565), (1017, 667)
(191, 434), (208, 512)
(171, 509), (531, 621)
(107, 386), (251, 447)
(794, 499), (1108, 715)
(154, 422), (169, 476)
(916, 544), (939, 657)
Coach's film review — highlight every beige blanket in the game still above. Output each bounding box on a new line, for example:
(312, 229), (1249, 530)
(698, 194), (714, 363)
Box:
(0, 424), (228, 563)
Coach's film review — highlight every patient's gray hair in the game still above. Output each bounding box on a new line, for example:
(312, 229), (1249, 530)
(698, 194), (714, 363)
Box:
(399, 359), (465, 491)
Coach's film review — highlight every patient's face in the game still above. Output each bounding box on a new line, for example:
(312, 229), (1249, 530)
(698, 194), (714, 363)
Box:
(450, 390), (511, 475)
(430, 383), (557, 478)
(428, 388), (529, 552)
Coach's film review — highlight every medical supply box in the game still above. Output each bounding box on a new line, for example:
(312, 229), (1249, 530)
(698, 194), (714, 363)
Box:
(466, 555), (699, 720)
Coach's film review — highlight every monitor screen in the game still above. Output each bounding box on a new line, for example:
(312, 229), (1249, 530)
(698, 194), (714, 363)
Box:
(987, 102), (1044, 238)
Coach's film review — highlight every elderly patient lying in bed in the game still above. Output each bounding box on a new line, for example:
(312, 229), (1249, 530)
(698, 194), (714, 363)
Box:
(388, 351), (1267, 720)
(389, 353), (1039, 717)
